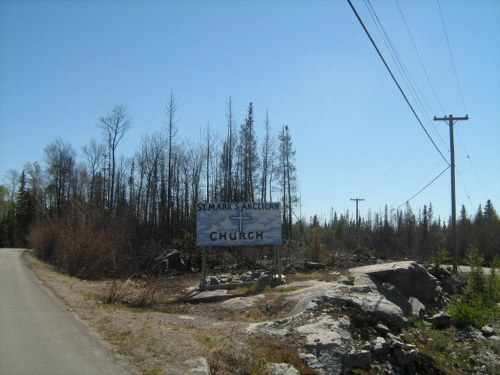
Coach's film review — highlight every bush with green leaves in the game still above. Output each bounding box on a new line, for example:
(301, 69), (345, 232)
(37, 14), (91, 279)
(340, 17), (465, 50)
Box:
(447, 247), (499, 329)
(488, 256), (500, 303)
(447, 298), (490, 329)
(433, 247), (452, 275)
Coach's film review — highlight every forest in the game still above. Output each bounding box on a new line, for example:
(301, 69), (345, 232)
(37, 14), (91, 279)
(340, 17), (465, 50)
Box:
(1, 99), (498, 279)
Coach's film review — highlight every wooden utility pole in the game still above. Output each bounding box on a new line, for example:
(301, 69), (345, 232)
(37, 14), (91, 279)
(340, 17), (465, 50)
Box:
(350, 198), (365, 230)
(433, 114), (469, 273)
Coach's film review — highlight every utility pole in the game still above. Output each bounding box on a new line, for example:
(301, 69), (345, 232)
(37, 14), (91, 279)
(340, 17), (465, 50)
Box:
(433, 114), (469, 273)
(350, 198), (365, 230)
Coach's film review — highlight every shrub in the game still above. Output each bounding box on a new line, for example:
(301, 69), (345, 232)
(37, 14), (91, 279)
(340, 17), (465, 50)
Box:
(433, 247), (452, 271)
(447, 298), (489, 329)
(488, 256), (500, 303)
(29, 219), (59, 261)
(465, 246), (486, 303)
(446, 248), (499, 329)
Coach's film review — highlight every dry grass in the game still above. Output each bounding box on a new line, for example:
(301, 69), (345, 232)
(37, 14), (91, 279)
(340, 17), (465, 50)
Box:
(24, 251), (320, 375)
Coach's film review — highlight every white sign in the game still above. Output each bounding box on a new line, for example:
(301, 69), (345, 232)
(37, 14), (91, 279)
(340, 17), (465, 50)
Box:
(196, 202), (282, 247)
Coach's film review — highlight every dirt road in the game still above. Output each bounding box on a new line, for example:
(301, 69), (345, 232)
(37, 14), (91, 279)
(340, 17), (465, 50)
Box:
(0, 248), (136, 375)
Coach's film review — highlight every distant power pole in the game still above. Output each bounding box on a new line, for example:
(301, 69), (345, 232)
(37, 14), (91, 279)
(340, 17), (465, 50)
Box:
(433, 114), (469, 273)
(350, 198), (365, 230)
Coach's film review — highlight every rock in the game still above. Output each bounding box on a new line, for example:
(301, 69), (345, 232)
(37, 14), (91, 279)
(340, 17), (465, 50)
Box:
(350, 261), (438, 306)
(361, 341), (372, 351)
(305, 261), (326, 270)
(298, 353), (322, 372)
(490, 335), (500, 342)
(481, 325), (496, 337)
(336, 275), (353, 285)
(344, 292), (406, 330)
(378, 282), (412, 316)
(352, 273), (379, 290)
(376, 323), (391, 336)
(426, 311), (451, 329)
(186, 357), (210, 375)
(267, 363), (300, 375)
(393, 347), (419, 366)
(387, 333), (404, 348)
(295, 315), (351, 375)
(209, 276), (220, 285)
(344, 350), (371, 370)
(298, 316), (352, 357)
(408, 297), (425, 317)
(270, 274), (286, 287)
(372, 336), (390, 356)
(240, 271), (254, 282)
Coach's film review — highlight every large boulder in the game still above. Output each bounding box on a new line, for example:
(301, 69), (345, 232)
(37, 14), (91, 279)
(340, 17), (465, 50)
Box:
(350, 261), (439, 307)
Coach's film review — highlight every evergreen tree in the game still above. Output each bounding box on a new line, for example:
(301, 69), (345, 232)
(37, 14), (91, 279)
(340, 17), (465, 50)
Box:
(457, 205), (471, 261)
(14, 171), (35, 246)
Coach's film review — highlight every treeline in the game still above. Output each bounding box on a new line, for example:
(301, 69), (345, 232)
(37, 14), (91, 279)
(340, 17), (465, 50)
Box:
(0, 99), (298, 278)
(1, 99), (498, 278)
(301, 201), (499, 265)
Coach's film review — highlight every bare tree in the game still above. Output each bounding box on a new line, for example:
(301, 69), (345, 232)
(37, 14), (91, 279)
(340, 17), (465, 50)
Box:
(278, 125), (297, 240)
(239, 102), (259, 201)
(219, 97), (237, 202)
(164, 94), (178, 237)
(44, 139), (76, 215)
(24, 162), (47, 218)
(82, 139), (106, 206)
(260, 110), (276, 202)
(137, 133), (165, 224)
(4, 169), (20, 201)
(98, 105), (131, 211)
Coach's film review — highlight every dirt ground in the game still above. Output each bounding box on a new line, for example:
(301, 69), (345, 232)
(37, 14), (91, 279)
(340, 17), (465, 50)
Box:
(23, 251), (320, 375)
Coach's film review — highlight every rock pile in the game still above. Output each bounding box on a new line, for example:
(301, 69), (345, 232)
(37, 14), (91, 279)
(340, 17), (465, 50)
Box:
(247, 261), (455, 374)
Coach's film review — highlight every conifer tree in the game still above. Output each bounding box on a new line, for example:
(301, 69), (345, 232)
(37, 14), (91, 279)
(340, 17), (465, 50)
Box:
(14, 171), (34, 246)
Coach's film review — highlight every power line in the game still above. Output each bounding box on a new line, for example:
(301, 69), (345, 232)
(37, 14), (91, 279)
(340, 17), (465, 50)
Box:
(392, 157), (447, 206)
(365, 0), (448, 152)
(347, 0), (449, 166)
(395, 166), (450, 210)
(396, 0), (445, 115)
(436, 0), (468, 113)
(455, 127), (488, 203)
(365, 0), (435, 126)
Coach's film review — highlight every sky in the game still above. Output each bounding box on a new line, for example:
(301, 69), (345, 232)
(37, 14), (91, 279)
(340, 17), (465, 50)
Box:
(1, 0), (499, 224)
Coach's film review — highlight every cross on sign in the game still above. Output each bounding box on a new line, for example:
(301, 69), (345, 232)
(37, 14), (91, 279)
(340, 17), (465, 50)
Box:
(230, 210), (252, 232)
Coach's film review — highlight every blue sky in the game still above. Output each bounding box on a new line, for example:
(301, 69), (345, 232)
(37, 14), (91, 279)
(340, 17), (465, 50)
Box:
(1, 0), (499, 223)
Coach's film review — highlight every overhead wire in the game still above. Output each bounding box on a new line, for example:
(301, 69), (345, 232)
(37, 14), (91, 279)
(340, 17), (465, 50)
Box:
(348, 0), (482, 213)
(349, 0), (452, 207)
(436, 0), (468, 114)
(395, 0), (448, 150)
(392, 156), (448, 207)
(365, 0), (449, 157)
(395, 0), (445, 115)
(364, 132), (426, 197)
(436, 1), (483, 211)
(346, 0), (449, 167)
(395, 166), (450, 211)
(364, 0), (435, 125)
(455, 126), (488, 204)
